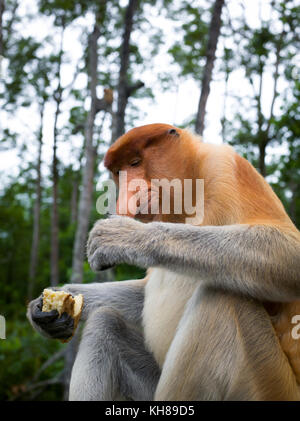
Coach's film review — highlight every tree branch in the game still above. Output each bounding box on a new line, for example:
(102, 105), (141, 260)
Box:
(95, 88), (114, 114)
(265, 33), (284, 138)
(195, 0), (225, 135)
(4, 1), (18, 50)
(9, 373), (63, 401)
(32, 348), (66, 382)
(113, 0), (140, 140)
(0, 0), (4, 56)
(125, 80), (144, 98)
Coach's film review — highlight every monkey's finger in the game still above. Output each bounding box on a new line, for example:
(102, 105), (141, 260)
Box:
(87, 234), (112, 259)
(87, 247), (114, 272)
(32, 308), (59, 325)
(34, 296), (43, 311)
(45, 313), (74, 339)
(49, 312), (74, 329)
(51, 330), (74, 340)
(89, 255), (114, 272)
(29, 296), (49, 322)
(86, 232), (102, 256)
(46, 314), (74, 331)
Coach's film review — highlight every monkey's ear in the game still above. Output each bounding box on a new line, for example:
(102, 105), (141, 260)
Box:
(167, 128), (179, 137)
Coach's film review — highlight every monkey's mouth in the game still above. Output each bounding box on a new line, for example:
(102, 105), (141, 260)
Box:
(134, 188), (159, 222)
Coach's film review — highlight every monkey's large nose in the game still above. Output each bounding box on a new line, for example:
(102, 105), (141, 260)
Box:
(116, 190), (137, 218)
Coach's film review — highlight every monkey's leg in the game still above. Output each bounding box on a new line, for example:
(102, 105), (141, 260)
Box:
(69, 306), (160, 401)
(155, 284), (300, 401)
(28, 278), (147, 340)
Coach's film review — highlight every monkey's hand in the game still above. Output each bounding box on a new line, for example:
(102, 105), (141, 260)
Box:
(87, 216), (147, 271)
(27, 295), (74, 340)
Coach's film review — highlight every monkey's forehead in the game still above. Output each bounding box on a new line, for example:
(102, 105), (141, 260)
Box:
(104, 123), (180, 171)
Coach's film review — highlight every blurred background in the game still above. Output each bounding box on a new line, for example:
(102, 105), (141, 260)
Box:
(0, 0), (299, 400)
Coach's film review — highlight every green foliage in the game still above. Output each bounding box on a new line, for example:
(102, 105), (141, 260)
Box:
(2, 37), (41, 106)
(0, 181), (33, 318)
(115, 263), (145, 282)
(38, 0), (94, 25)
(1, 0), (300, 403)
(168, 3), (208, 80)
(69, 106), (88, 135)
(226, 0), (300, 191)
(0, 319), (64, 401)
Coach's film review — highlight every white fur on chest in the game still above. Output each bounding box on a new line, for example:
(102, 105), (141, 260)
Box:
(142, 268), (196, 368)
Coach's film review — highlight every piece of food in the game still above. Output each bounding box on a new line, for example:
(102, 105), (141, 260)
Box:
(42, 288), (83, 342)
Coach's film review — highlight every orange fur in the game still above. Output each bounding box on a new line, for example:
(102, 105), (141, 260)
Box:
(272, 303), (300, 383)
(104, 88), (113, 105)
(105, 123), (300, 384)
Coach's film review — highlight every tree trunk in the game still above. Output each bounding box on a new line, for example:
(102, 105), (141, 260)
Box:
(112, 0), (140, 141)
(195, 0), (225, 136)
(63, 12), (104, 400)
(71, 108), (97, 284)
(70, 175), (79, 225)
(50, 100), (60, 287)
(50, 28), (64, 287)
(50, 112), (60, 287)
(259, 141), (267, 177)
(28, 103), (44, 300)
(0, 0), (4, 56)
(70, 10), (104, 284)
(289, 182), (297, 224)
(257, 35), (282, 178)
(221, 70), (229, 143)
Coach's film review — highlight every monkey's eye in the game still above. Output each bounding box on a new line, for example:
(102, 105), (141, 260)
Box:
(167, 128), (179, 136)
(130, 159), (141, 167)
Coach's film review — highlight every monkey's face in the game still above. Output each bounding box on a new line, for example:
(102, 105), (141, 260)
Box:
(112, 159), (157, 223)
(104, 124), (190, 223)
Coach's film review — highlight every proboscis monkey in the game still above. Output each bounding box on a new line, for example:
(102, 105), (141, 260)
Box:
(28, 123), (300, 400)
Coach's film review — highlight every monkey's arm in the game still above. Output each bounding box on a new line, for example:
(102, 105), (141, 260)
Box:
(87, 217), (300, 302)
(63, 278), (146, 323)
(27, 278), (146, 340)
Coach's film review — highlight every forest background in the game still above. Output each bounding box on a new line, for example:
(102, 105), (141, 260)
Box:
(0, 0), (299, 400)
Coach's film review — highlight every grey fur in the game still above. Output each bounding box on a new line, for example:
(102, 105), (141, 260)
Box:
(27, 216), (300, 401)
(87, 217), (300, 302)
(63, 279), (146, 325)
(69, 306), (160, 400)
(27, 279), (145, 337)
(154, 284), (297, 400)
(27, 277), (162, 400)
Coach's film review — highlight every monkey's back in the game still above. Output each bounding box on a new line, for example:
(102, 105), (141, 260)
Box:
(143, 268), (300, 399)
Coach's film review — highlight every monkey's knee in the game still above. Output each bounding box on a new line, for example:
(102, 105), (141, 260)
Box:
(69, 307), (126, 401)
(74, 305), (127, 372)
(84, 306), (127, 339)
(70, 306), (158, 401)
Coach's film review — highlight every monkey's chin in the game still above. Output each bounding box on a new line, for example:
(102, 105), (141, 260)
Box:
(134, 213), (157, 223)
(133, 197), (161, 223)
(134, 212), (185, 224)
